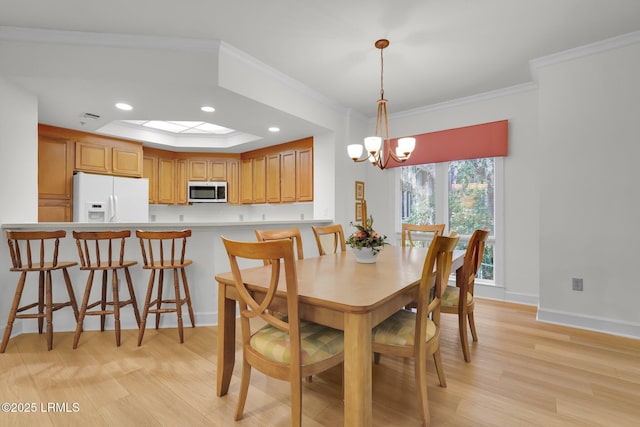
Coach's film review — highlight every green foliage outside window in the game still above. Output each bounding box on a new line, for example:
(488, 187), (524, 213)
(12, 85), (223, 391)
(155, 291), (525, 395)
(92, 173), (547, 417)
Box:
(401, 158), (495, 280)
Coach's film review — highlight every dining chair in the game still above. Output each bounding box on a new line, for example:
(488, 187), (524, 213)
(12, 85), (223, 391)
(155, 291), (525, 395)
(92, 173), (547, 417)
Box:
(441, 228), (490, 362)
(254, 227), (304, 265)
(401, 223), (446, 247)
(1, 230), (79, 352)
(221, 237), (344, 426)
(372, 234), (459, 426)
(71, 230), (141, 349)
(401, 223), (446, 310)
(136, 229), (195, 345)
(311, 224), (346, 255)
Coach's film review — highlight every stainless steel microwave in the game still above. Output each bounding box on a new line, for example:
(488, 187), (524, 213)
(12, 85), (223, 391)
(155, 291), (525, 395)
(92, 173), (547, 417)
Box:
(188, 181), (227, 203)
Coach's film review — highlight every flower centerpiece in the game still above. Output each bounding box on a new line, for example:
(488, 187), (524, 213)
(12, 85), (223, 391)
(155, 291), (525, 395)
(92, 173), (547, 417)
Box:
(346, 215), (389, 263)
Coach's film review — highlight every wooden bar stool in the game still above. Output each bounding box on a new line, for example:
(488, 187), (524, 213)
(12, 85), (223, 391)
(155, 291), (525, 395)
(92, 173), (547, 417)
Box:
(1, 230), (79, 353)
(136, 229), (195, 345)
(71, 230), (141, 349)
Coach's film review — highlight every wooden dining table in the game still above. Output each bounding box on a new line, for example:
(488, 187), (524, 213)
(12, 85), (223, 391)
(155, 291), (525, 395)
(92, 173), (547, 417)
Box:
(215, 245), (465, 427)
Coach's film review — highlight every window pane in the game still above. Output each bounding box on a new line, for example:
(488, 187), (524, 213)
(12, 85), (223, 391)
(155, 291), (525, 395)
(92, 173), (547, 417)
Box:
(400, 164), (436, 224)
(448, 158), (495, 279)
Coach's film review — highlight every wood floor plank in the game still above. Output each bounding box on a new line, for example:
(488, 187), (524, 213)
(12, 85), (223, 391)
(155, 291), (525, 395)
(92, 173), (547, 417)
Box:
(1, 299), (639, 426)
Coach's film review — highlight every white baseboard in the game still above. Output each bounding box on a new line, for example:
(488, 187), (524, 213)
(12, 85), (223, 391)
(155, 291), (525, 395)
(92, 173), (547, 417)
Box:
(537, 308), (640, 340)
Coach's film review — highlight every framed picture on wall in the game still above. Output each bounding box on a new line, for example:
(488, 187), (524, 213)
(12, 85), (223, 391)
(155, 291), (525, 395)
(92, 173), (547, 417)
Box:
(355, 181), (365, 200)
(355, 201), (363, 221)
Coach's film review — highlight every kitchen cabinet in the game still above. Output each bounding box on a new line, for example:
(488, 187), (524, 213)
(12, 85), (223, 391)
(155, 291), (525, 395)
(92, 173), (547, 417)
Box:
(210, 159), (227, 181)
(296, 147), (313, 202)
(176, 159), (188, 204)
(157, 158), (176, 204)
(239, 137), (313, 204)
(240, 156), (266, 203)
(75, 141), (110, 174)
(240, 156), (266, 204)
(280, 150), (296, 203)
(143, 155), (158, 204)
(188, 158), (227, 181)
(38, 133), (74, 222)
(144, 149), (189, 205)
(226, 159), (239, 204)
(75, 140), (143, 177)
(266, 153), (281, 203)
(252, 156), (266, 203)
(38, 199), (72, 222)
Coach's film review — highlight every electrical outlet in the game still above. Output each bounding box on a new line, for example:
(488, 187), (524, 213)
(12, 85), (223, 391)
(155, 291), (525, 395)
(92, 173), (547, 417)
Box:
(572, 278), (583, 291)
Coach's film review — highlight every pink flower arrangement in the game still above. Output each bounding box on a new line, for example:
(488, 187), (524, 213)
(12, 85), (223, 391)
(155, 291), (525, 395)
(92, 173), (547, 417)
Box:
(345, 215), (389, 255)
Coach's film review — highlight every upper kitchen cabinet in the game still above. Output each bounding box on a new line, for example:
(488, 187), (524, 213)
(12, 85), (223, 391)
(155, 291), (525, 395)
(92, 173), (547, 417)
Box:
(157, 157), (176, 204)
(266, 153), (281, 203)
(240, 137), (313, 204)
(143, 147), (189, 206)
(187, 158), (229, 181)
(296, 146), (313, 202)
(176, 159), (188, 205)
(240, 156), (267, 204)
(142, 154), (158, 204)
(226, 159), (239, 204)
(75, 139), (143, 177)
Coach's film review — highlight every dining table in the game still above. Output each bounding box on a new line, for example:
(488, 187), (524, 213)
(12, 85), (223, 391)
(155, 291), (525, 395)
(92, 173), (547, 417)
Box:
(214, 245), (465, 427)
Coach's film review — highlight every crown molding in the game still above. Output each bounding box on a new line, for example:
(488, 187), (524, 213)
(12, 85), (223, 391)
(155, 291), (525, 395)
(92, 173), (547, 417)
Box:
(391, 82), (538, 120)
(530, 30), (640, 81)
(0, 25), (220, 53)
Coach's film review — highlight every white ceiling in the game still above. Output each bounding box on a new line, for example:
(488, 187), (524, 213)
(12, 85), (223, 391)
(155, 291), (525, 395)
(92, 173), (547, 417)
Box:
(1, 0), (640, 152)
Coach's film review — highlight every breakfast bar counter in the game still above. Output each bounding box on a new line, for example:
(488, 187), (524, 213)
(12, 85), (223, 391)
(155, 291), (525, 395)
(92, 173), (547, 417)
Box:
(0, 219), (332, 337)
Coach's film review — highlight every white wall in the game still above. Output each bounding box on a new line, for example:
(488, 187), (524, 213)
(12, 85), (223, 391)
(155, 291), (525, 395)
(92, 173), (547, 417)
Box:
(0, 76), (38, 223)
(0, 76), (39, 341)
(537, 42), (640, 337)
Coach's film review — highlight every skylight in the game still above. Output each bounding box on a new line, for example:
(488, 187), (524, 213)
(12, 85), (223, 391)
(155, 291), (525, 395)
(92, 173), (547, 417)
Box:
(122, 120), (235, 135)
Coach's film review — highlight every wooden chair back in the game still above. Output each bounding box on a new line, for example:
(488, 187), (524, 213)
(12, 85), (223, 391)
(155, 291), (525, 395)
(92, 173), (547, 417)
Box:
(311, 224), (346, 255)
(223, 237), (300, 343)
(6, 230), (70, 271)
(401, 223), (446, 247)
(72, 230), (134, 270)
(416, 234), (459, 341)
(462, 229), (490, 296)
(136, 229), (192, 269)
(254, 227), (304, 265)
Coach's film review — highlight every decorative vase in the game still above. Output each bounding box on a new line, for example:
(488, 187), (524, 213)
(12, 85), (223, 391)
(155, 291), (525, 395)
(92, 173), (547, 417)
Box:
(352, 247), (381, 264)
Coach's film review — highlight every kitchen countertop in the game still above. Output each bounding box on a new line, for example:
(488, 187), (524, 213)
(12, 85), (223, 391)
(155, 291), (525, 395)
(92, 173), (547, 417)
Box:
(1, 219), (332, 230)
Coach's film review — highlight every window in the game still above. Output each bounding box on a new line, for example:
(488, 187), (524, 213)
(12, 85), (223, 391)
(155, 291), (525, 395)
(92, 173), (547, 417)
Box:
(401, 158), (497, 283)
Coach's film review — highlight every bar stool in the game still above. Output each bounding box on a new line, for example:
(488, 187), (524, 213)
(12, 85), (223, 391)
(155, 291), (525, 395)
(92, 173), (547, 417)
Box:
(71, 230), (141, 349)
(1, 230), (79, 353)
(136, 229), (195, 345)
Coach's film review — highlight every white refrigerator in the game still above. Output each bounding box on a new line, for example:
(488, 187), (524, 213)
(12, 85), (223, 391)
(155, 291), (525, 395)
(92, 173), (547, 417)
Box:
(73, 172), (149, 222)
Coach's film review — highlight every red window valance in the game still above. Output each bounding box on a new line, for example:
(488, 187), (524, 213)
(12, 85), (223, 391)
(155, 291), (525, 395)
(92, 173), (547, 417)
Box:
(386, 119), (508, 168)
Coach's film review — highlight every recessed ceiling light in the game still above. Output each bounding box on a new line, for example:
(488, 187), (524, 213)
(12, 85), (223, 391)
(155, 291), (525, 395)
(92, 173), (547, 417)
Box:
(115, 103), (133, 111)
(268, 127), (280, 132)
(201, 106), (215, 113)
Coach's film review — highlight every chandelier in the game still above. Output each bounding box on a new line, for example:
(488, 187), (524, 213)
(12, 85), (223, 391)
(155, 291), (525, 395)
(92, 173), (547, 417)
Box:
(347, 39), (416, 170)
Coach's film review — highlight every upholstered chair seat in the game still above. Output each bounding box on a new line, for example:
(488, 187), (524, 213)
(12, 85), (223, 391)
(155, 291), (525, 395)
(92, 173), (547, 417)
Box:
(372, 309), (437, 346)
(251, 319), (344, 365)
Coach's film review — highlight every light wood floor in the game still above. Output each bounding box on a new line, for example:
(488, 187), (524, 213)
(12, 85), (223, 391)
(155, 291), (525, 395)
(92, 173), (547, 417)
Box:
(1, 299), (639, 426)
